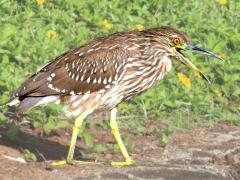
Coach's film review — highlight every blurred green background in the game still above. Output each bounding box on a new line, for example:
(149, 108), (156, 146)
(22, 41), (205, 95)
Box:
(0, 0), (239, 137)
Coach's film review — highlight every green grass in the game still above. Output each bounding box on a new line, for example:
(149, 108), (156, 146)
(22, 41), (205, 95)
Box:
(0, 0), (239, 138)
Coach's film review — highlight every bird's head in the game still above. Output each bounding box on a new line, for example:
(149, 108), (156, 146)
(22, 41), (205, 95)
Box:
(149, 27), (224, 83)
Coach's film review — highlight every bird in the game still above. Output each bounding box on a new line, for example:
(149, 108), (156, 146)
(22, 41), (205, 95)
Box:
(8, 27), (223, 166)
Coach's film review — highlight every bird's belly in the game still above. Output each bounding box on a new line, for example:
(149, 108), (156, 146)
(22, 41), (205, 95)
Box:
(63, 88), (124, 117)
(98, 85), (124, 111)
(63, 93), (102, 118)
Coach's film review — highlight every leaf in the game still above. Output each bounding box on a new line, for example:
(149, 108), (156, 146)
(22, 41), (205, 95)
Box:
(2, 54), (9, 64)
(0, 112), (7, 123)
(23, 149), (37, 162)
(164, 100), (182, 109)
(43, 121), (55, 132)
(93, 144), (106, 154)
(0, 24), (18, 41)
(161, 133), (169, 147)
(83, 132), (94, 148)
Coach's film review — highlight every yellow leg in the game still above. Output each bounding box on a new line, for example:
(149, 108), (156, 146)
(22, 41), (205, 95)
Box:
(110, 108), (134, 166)
(52, 115), (93, 166)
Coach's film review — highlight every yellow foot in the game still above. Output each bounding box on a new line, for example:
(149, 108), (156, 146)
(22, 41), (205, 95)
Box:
(111, 159), (134, 166)
(52, 159), (96, 166)
(52, 160), (68, 166)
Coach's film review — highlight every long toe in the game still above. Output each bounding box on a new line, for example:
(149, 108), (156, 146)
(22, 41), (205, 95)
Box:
(52, 160), (68, 166)
(52, 159), (96, 166)
(111, 159), (134, 166)
(70, 159), (97, 166)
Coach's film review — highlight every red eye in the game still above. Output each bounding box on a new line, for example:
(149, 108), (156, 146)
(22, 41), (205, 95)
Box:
(173, 38), (180, 45)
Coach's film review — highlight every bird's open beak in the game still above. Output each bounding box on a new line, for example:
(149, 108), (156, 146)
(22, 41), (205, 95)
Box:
(187, 45), (224, 62)
(175, 44), (224, 84)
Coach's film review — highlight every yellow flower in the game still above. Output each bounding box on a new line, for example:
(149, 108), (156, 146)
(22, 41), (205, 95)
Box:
(217, 0), (227, 5)
(101, 19), (111, 30)
(177, 73), (191, 89)
(47, 30), (57, 39)
(135, 24), (144, 31)
(36, 0), (44, 6)
(220, 53), (226, 60)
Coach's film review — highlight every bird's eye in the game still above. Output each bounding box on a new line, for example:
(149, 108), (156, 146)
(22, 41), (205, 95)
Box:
(172, 38), (180, 46)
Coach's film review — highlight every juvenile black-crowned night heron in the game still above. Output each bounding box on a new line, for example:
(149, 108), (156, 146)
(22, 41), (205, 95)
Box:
(8, 27), (223, 166)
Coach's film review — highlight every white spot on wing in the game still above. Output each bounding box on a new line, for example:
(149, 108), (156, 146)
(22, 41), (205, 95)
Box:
(65, 63), (69, 70)
(98, 76), (102, 84)
(81, 75), (85, 81)
(86, 77), (91, 83)
(72, 62), (75, 69)
(71, 73), (75, 79)
(108, 76), (112, 83)
(76, 74), (79, 81)
(103, 66), (107, 72)
(47, 77), (52, 82)
(90, 69), (94, 75)
(48, 84), (53, 88)
(103, 78), (107, 84)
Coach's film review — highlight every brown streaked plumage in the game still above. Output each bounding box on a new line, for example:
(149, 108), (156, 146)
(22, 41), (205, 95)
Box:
(8, 27), (223, 166)
(9, 27), (175, 115)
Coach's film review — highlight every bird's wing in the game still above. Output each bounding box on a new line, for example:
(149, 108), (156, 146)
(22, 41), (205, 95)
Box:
(9, 46), (128, 101)
(50, 47), (128, 95)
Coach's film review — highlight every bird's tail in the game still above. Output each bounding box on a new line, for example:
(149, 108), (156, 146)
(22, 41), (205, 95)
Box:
(6, 96), (44, 113)
(7, 95), (59, 114)
(16, 96), (59, 113)
(16, 97), (45, 113)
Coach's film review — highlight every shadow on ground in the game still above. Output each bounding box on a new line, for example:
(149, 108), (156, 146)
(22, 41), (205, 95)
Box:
(0, 123), (239, 179)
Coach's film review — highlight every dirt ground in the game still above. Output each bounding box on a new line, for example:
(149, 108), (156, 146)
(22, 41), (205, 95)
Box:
(0, 122), (239, 180)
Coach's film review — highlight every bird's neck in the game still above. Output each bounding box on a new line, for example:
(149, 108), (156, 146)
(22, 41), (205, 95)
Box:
(121, 54), (172, 100)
